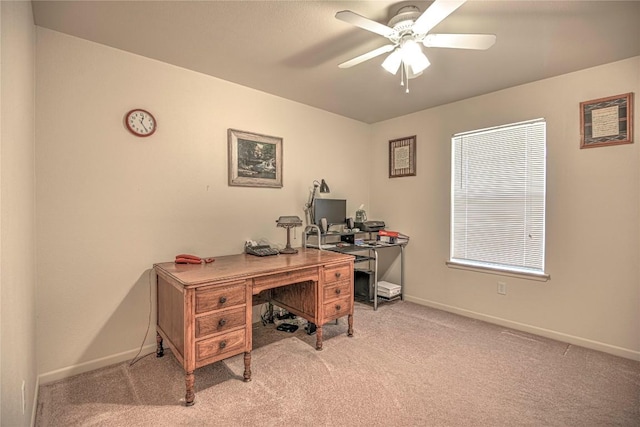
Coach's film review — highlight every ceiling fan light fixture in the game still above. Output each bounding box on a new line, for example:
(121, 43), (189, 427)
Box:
(394, 38), (431, 75)
(381, 49), (402, 74)
(400, 39), (421, 62)
(410, 51), (430, 74)
(399, 38), (430, 74)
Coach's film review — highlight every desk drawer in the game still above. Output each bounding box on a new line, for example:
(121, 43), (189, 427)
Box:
(196, 328), (245, 363)
(323, 281), (351, 302)
(195, 282), (246, 314)
(195, 306), (246, 338)
(253, 267), (318, 293)
(323, 295), (352, 322)
(323, 264), (351, 285)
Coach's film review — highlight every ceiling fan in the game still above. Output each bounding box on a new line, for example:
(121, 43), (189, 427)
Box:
(336, 0), (496, 92)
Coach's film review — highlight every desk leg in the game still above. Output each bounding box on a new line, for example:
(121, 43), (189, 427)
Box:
(373, 249), (379, 311)
(156, 333), (164, 358)
(348, 314), (354, 337)
(185, 371), (195, 406)
(400, 245), (405, 301)
(243, 352), (252, 382)
(316, 326), (323, 351)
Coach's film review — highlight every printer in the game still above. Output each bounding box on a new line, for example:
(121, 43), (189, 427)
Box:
(355, 220), (385, 231)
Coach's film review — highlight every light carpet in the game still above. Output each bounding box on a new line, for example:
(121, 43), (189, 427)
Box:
(36, 301), (640, 426)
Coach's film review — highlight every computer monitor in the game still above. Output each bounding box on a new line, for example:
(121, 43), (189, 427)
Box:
(314, 198), (347, 228)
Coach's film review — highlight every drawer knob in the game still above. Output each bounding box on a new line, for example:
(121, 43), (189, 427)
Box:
(219, 296), (227, 304)
(335, 272), (341, 278)
(218, 318), (227, 327)
(219, 341), (227, 349)
(335, 304), (342, 311)
(335, 288), (341, 295)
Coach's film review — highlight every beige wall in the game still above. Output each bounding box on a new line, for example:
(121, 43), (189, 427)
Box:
(35, 28), (371, 382)
(371, 57), (640, 360)
(1, 1), (38, 425)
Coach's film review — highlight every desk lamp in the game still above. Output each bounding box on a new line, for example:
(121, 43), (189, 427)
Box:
(276, 216), (303, 254)
(303, 179), (330, 226)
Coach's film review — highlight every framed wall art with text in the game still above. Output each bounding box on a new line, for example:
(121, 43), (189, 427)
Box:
(580, 93), (633, 149)
(389, 135), (416, 178)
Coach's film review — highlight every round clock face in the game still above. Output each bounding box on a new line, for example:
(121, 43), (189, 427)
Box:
(125, 109), (156, 137)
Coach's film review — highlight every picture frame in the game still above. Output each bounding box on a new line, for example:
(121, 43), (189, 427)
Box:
(228, 129), (283, 188)
(389, 135), (416, 178)
(580, 93), (634, 149)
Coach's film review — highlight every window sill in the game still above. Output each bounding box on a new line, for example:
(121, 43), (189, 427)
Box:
(446, 261), (550, 282)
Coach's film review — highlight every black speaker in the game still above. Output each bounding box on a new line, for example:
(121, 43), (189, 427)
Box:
(354, 270), (374, 301)
(346, 217), (355, 229)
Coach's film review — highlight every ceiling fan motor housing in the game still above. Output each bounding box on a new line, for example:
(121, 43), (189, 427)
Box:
(387, 5), (422, 33)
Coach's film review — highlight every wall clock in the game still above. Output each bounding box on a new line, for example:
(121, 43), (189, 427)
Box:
(125, 108), (156, 137)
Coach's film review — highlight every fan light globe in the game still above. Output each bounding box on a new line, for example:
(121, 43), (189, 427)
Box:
(402, 39), (430, 74)
(410, 51), (430, 74)
(382, 49), (402, 74)
(401, 39), (420, 61)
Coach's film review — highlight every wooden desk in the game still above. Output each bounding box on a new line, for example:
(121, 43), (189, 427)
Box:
(154, 248), (354, 406)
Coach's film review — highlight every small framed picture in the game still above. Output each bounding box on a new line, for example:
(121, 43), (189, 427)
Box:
(228, 129), (283, 188)
(389, 135), (416, 178)
(580, 93), (634, 149)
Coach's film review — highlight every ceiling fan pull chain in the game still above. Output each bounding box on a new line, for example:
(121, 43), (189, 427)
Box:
(403, 63), (410, 93)
(406, 65), (410, 93)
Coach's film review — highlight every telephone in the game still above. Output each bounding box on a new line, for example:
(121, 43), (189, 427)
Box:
(244, 241), (279, 257)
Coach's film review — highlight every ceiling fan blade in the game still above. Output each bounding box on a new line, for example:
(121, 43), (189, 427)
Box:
(423, 34), (496, 50)
(335, 10), (395, 38)
(339, 44), (395, 68)
(412, 0), (466, 35)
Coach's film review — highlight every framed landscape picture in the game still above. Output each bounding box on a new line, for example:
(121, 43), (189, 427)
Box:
(228, 129), (283, 188)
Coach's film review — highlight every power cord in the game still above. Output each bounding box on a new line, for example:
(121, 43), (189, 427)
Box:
(260, 302), (274, 325)
(129, 268), (154, 366)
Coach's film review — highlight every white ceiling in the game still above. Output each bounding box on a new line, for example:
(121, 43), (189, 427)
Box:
(32, 0), (640, 124)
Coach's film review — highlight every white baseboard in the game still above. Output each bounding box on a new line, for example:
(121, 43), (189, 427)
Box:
(405, 295), (640, 361)
(38, 343), (157, 386)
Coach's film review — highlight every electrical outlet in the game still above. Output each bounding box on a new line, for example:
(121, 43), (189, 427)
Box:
(497, 282), (507, 295)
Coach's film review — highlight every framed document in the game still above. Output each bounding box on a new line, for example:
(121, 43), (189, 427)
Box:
(580, 93), (633, 149)
(389, 136), (416, 178)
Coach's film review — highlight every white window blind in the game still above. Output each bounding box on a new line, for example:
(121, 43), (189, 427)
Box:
(451, 118), (546, 275)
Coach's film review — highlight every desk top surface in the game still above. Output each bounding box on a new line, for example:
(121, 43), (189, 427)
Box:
(154, 248), (353, 287)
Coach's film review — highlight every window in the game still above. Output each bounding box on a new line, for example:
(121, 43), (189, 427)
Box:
(450, 118), (547, 277)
